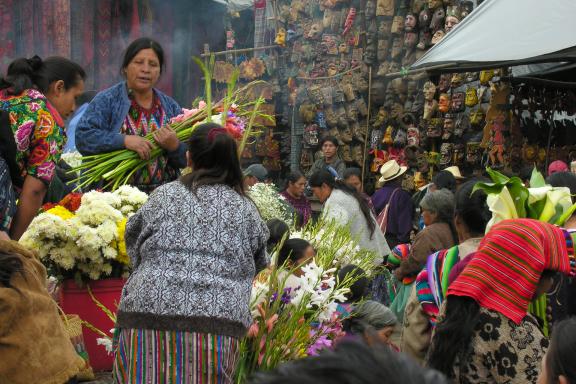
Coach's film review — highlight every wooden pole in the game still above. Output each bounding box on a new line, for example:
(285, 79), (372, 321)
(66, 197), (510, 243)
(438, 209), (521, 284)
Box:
(200, 45), (279, 58)
(361, 66), (372, 186)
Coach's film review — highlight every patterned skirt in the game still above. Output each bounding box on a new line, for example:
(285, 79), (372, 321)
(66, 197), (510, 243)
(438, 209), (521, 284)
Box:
(113, 329), (239, 384)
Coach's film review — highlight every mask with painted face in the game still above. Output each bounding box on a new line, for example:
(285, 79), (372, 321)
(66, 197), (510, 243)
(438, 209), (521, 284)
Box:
(466, 142), (482, 164)
(391, 37), (403, 59)
(404, 32), (418, 49)
(423, 81), (437, 101)
(423, 99), (438, 120)
(419, 8), (431, 29)
(404, 13), (418, 32)
(376, 0), (395, 16)
(442, 115), (454, 140)
(451, 92), (465, 112)
(431, 29), (445, 45)
(438, 93), (451, 113)
(391, 15), (405, 34)
(427, 117), (443, 138)
(440, 143), (453, 166)
(465, 87), (479, 107)
(430, 8), (445, 31)
(407, 126), (420, 147)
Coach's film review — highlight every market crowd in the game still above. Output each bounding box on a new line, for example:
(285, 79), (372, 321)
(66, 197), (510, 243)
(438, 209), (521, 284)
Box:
(1, 37), (576, 384)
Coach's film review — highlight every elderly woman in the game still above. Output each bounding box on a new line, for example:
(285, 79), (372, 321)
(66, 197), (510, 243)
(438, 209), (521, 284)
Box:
(401, 180), (490, 364)
(76, 38), (185, 193)
(343, 300), (398, 349)
(428, 219), (576, 383)
(395, 189), (457, 281)
(309, 169), (389, 265)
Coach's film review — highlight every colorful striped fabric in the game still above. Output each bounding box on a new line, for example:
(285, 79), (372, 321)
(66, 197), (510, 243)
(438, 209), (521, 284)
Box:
(415, 246), (459, 325)
(448, 219), (575, 324)
(113, 328), (239, 384)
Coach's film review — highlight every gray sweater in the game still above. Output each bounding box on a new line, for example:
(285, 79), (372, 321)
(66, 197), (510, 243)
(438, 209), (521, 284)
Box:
(116, 181), (269, 338)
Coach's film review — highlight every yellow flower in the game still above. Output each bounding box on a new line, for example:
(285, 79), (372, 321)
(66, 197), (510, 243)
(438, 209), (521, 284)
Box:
(116, 218), (129, 265)
(47, 206), (75, 220)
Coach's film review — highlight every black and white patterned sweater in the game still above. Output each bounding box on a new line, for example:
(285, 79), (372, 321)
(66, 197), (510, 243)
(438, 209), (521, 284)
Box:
(116, 181), (269, 338)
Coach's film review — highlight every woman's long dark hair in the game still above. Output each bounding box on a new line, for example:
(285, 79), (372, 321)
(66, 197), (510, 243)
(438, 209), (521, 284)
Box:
(0, 56), (85, 95)
(309, 169), (376, 238)
(546, 317), (576, 384)
(0, 251), (24, 289)
(455, 179), (490, 237)
(427, 296), (480, 378)
(181, 122), (244, 195)
(278, 238), (311, 266)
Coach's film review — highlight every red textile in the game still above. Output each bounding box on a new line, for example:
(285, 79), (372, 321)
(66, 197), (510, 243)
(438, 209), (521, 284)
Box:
(448, 219), (572, 324)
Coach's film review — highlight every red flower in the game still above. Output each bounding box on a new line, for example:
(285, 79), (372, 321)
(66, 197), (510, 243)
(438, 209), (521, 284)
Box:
(28, 142), (50, 166)
(41, 202), (58, 212)
(59, 192), (83, 212)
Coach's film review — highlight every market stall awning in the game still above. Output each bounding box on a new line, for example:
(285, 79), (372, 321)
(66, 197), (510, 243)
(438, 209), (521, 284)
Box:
(410, 0), (576, 73)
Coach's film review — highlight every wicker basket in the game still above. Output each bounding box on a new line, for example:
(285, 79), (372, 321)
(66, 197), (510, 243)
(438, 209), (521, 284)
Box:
(61, 314), (95, 382)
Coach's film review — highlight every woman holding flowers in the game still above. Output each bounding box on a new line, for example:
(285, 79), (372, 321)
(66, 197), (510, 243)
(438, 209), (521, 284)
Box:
(0, 56), (85, 240)
(76, 38), (186, 193)
(427, 219), (576, 383)
(309, 170), (389, 264)
(113, 122), (269, 384)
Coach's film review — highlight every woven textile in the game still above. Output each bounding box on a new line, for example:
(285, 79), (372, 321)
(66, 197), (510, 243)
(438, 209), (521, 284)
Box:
(113, 329), (239, 384)
(448, 219), (574, 324)
(415, 246), (459, 325)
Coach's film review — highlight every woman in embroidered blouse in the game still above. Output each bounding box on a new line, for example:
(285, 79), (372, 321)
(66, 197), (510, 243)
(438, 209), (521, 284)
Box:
(280, 170), (311, 227)
(76, 38), (186, 193)
(0, 56), (85, 240)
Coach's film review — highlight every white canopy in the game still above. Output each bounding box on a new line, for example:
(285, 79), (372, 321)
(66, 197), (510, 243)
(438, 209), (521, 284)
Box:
(211, 0), (254, 12)
(411, 0), (576, 72)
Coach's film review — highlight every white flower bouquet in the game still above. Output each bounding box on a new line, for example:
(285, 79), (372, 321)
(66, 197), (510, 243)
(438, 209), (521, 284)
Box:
(20, 186), (148, 282)
(248, 182), (294, 227)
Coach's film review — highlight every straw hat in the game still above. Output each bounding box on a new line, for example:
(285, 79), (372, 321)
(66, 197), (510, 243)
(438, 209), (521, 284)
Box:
(443, 166), (465, 180)
(379, 160), (408, 184)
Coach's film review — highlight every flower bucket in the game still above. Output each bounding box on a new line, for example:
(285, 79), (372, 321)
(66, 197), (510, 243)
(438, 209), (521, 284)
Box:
(60, 278), (126, 372)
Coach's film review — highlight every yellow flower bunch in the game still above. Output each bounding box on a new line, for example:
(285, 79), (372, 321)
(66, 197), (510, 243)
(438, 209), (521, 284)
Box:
(116, 218), (129, 265)
(46, 206), (75, 220)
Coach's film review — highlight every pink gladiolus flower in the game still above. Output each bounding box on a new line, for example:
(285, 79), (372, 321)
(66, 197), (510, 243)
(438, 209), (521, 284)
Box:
(248, 322), (260, 338)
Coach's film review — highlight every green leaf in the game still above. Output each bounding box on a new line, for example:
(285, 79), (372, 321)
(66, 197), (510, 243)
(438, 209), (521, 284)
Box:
(527, 199), (547, 219)
(507, 177), (529, 218)
(530, 167), (546, 188)
(472, 182), (505, 196)
(555, 202), (576, 226)
(486, 167), (510, 184)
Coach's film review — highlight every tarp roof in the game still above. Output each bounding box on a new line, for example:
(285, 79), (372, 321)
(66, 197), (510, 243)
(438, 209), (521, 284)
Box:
(410, 0), (576, 73)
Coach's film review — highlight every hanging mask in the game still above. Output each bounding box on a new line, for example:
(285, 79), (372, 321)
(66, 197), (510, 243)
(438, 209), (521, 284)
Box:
(365, 0), (377, 19)
(440, 143), (453, 167)
(438, 74), (451, 92)
(430, 8), (446, 31)
(427, 118), (443, 138)
(377, 39), (390, 62)
(438, 93), (451, 113)
(423, 99), (438, 120)
(428, 0), (443, 9)
(465, 72), (479, 83)
(376, 0), (395, 16)
(453, 143), (465, 165)
(370, 149), (389, 172)
(451, 92), (465, 112)
(470, 108), (485, 126)
(391, 16), (405, 34)
(466, 142), (482, 164)
(404, 32), (419, 49)
(303, 124), (319, 147)
(454, 114), (470, 137)
(451, 73), (464, 88)
(431, 30), (446, 45)
(417, 30), (432, 50)
(407, 126), (420, 147)
(391, 37), (403, 59)
(414, 171), (427, 189)
(404, 13), (418, 32)
(465, 88), (479, 107)
(419, 8), (431, 29)
(378, 20), (393, 37)
(394, 128), (408, 147)
(442, 115), (454, 140)
(307, 23), (324, 40)
(423, 81), (437, 101)
(479, 69), (495, 85)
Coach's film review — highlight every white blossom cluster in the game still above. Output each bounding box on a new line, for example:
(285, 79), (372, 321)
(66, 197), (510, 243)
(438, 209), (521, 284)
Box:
(248, 182), (294, 227)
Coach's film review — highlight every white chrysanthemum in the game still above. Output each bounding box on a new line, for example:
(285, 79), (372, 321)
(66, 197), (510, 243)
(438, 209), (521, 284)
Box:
(61, 151), (83, 169)
(96, 220), (119, 244)
(76, 199), (123, 226)
(81, 190), (122, 209)
(113, 185), (148, 209)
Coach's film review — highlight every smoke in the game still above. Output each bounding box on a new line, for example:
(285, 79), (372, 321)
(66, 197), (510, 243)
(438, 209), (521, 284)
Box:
(0, 0), (228, 105)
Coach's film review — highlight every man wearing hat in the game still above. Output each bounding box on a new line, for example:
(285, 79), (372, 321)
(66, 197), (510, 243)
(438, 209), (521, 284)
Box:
(243, 163), (269, 189)
(371, 160), (414, 248)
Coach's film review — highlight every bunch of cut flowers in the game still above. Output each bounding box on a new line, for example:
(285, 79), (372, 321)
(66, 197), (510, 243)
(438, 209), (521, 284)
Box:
(70, 57), (271, 191)
(235, 219), (380, 381)
(19, 185), (148, 282)
(248, 182), (294, 227)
